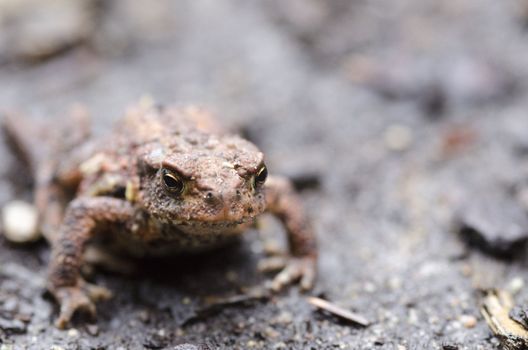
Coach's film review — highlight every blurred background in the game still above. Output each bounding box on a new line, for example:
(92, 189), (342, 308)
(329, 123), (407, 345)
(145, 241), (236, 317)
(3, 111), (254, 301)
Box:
(2, 0), (528, 349)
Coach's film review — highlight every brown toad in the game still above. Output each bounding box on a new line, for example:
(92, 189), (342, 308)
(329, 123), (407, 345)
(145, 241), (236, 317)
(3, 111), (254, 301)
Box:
(2, 101), (317, 328)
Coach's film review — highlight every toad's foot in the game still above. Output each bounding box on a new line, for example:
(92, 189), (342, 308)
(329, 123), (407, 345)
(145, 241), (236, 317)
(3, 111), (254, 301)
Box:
(50, 280), (112, 329)
(259, 256), (316, 292)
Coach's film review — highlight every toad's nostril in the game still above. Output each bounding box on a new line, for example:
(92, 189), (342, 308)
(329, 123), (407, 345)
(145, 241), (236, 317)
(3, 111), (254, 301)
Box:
(204, 191), (223, 205)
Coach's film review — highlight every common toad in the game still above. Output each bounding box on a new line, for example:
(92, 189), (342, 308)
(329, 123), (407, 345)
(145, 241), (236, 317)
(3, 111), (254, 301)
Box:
(2, 101), (317, 328)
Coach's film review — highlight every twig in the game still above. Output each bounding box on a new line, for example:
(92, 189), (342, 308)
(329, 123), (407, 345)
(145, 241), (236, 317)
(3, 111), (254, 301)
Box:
(480, 289), (528, 350)
(307, 296), (370, 327)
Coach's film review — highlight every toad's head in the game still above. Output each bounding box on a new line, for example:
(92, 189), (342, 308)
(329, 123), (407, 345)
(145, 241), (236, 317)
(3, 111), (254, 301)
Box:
(137, 131), (268, 235)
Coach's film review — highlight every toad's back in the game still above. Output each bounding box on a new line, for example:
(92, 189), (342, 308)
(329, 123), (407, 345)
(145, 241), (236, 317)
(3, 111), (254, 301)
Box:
(115, 105), (224, 146)
(70, 105), (227, 198)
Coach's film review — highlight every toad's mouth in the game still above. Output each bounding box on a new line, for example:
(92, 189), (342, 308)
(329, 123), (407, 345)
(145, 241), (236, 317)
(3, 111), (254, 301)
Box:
(155, 216), (255, 228)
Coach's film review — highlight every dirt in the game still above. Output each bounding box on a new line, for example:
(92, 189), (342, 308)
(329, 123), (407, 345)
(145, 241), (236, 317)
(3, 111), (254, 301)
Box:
(1, 0), (528, 349)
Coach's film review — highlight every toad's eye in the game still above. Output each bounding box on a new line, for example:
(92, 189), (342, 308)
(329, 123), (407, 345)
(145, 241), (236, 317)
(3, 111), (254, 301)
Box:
(253, 164), (268, 188)
(161, 169), (185, 194)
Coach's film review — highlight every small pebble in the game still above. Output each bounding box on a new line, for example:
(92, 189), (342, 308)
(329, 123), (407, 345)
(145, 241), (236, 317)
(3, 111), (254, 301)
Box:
(173, 345), (198, 350)
(1, 201), (39, 243)
(263, 327), (280, 339)
(138, 309), (151, 323)
(508, 277), (525, 295)
(67, 328), (79, 338)
(388, 277), (402, 290)
(273, 311), (293, 325)
(174, 345), (211, 350)
(408, 309), (418, 325)
(175, 328), (185, 337)
(459, 314), (477, 328)
(384, 125), (413, 151)
(364, 282), (377, 293)
(86, 324), (99, 336)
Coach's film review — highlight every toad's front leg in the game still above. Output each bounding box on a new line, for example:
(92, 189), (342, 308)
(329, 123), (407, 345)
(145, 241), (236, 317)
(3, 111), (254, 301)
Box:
(48, 197), (135, 328)
(262, 176), (317, 291)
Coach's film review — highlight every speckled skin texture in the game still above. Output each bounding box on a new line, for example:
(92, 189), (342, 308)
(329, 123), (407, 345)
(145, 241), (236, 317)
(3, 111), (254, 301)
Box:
(2, 102), (317, 328)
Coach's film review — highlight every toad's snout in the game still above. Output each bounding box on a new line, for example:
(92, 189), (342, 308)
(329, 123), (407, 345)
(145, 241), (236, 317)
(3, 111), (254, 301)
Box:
(203, 190), (245, 222)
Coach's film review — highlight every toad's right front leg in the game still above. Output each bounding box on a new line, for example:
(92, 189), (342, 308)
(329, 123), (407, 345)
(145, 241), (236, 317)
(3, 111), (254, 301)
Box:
(48, 197), (135, 329)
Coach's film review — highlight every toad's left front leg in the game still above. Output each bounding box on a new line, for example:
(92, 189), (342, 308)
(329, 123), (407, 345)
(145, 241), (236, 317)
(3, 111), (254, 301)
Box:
(263, 176), (317, 291)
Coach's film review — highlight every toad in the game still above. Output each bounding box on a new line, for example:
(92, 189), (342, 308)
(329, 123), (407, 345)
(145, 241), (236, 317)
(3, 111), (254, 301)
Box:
(1, 101), (317, 328)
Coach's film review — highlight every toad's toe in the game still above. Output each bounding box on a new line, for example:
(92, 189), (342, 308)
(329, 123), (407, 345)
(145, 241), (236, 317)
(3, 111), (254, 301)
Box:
(270, 257), (316, 292)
